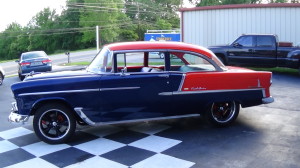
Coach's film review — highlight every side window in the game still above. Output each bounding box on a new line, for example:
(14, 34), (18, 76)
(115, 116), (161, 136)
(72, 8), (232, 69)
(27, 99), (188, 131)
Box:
(235, 36), (254, 47)
(170, 52), (216, 72)
(115, 52), (144, 72)
(257, 36), (274, 47)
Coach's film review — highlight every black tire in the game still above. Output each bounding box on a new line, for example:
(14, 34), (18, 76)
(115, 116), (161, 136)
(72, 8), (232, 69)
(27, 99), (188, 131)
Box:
(19, 73), (24, 81)
(33, 103), (76, 144)
(204, 101), (240, 127)
(0, 73), (3, 85)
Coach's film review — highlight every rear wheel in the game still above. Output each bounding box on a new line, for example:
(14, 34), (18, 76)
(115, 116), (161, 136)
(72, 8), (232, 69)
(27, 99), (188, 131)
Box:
(33, 103), (76, 144)
(204, 101), (239, 127)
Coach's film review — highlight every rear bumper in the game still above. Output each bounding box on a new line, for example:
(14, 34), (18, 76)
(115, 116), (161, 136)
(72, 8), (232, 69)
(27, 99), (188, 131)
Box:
(262, 97), (274, 104)
(8, 102), (29, 124)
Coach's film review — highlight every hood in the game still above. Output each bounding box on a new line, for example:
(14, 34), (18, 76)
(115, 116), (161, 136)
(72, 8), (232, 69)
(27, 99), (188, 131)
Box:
(24, 70), (94, 81)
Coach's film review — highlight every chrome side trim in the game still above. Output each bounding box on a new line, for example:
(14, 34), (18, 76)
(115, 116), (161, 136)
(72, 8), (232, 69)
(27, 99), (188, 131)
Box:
(159, 88), (264, 96)
(100, 87), (140, 91)
(74, 107), (96, 125)
(178, 74), (186, 91)
(262, 97), (274, 104)
(19, 89), (99, 96)
(74, 107), (200, 126)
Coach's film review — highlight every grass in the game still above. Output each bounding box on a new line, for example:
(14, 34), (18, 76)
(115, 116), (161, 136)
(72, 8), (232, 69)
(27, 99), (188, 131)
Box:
(247, 67), (299, 76)
(60, 61), (90, 66)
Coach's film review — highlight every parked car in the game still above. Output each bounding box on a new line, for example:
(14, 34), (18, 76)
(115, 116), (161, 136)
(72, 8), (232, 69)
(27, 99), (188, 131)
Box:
(9, 41), (274, 144)
(208, 34), (300, 73)
(16, 51), (52, 80)
(0, 65), (5, 85)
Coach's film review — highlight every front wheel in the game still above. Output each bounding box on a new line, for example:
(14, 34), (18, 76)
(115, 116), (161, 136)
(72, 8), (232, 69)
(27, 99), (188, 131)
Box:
(204, 101), (240, 127)
(33, 103), (76, 144)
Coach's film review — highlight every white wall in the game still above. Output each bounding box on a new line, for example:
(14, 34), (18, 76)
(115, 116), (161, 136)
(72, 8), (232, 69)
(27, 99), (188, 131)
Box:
(182, 6), (300, 47)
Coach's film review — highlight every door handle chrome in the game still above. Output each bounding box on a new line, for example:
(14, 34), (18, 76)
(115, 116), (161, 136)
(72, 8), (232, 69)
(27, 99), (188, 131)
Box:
(158, 74), (169, 78)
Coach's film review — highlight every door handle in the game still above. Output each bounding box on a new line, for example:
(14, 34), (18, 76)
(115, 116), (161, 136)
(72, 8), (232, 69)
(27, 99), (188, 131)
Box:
(158, 74), (169, 78)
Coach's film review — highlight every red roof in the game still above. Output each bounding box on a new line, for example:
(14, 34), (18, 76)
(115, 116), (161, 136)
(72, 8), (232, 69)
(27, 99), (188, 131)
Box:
(106, 41), (214, 58)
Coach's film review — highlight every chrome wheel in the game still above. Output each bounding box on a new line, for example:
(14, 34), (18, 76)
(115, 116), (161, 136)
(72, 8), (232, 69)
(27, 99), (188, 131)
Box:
(211, 102), (236, 123)
(39, 109), (71, 140)
(205, 101), (240, 126)
(33, 103), (76, 144)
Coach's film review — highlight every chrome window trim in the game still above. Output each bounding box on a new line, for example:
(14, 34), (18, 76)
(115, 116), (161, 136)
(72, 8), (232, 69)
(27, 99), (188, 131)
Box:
(178, 74), (186, 91)
(159, 88), (264, 96)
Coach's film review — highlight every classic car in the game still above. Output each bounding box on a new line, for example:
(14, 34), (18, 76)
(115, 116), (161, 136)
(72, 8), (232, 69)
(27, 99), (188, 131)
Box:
(9, 41), (274, 144)
(16, 51), (52, 80)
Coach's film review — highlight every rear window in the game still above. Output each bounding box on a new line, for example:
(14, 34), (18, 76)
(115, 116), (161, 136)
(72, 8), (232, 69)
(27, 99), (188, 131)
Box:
(22, 51), (47, 60)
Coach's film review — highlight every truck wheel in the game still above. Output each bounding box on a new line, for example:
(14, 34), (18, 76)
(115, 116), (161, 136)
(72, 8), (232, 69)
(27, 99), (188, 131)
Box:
(33, 103), (76, 144)
(204, 101), (239, 127)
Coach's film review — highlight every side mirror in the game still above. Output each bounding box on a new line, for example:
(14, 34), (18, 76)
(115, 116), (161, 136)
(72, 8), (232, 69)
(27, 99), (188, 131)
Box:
(233, 42), (242, 47)
(120, 67), (128, 76)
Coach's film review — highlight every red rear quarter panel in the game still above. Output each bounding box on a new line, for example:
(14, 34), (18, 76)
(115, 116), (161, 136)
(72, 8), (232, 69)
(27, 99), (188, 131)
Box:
(181, 71), (272, 97)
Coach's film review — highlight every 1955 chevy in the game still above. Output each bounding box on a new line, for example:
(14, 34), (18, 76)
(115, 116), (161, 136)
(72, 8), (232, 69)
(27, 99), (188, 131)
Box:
(9, 41), (274, 144)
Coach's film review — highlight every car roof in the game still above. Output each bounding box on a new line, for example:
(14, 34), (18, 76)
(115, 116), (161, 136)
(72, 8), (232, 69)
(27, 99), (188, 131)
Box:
(105, 41), (214, 59)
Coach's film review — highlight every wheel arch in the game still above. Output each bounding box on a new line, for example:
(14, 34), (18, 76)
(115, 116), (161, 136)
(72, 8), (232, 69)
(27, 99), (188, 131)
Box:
(30, 98), (83, 123)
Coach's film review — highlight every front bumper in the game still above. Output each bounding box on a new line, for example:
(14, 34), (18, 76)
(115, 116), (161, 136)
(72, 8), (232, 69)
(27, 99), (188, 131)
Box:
(8, 102), (29, 124)
(262, 97), (274, 104)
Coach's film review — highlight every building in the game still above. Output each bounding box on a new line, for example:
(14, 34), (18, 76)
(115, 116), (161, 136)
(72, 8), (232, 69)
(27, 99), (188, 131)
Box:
(180, 3), (300, 47)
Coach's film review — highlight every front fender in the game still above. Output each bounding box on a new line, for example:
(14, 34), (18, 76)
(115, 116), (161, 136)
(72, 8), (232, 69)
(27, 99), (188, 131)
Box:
(287, 50), (300, 68)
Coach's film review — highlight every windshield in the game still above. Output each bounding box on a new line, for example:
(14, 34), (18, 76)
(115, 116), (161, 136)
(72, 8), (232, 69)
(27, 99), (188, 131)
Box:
(87, 47), (112, 73)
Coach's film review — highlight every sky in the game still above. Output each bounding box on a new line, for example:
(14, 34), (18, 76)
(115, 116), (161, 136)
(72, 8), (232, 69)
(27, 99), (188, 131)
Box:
(0, 0), (194, 32)
(0, 0), (66, 31)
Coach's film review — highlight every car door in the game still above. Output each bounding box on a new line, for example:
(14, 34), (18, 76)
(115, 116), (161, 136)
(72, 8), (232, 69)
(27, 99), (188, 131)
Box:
(227, 35), (256, 65)
(252, 36), (277, 67)
(96, 52), (172, 122)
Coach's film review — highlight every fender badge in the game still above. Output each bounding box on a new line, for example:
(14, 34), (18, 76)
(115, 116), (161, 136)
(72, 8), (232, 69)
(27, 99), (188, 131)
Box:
(191, 87), (206, 91)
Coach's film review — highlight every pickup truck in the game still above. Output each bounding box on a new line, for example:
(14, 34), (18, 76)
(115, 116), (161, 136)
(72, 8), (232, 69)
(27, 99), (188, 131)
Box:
(208, 34), (300, 72)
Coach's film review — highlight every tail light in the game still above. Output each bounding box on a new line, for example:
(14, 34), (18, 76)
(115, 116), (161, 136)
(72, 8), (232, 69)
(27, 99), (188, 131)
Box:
(42, 59), (51, 64)
(20, 62), (30, 66)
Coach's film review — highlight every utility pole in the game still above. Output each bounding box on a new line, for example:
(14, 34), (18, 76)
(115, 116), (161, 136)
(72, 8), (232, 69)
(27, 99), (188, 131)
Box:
(96, 25), (100, 53)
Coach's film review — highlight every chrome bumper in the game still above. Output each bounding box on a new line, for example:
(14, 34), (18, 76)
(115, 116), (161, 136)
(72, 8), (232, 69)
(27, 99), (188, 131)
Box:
(8, 102), (29, 124)
(262, 97), (274, 104)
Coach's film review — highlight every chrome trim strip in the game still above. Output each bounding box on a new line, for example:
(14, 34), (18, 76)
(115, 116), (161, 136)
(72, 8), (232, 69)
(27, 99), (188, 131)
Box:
(19, 89), (99, 96)
(159, 88), (264, 96)
(74, 107), (95, 125)
(100, 87), (140, 91)
(74, 108), (200, 126)
(178, 74), (186, 91)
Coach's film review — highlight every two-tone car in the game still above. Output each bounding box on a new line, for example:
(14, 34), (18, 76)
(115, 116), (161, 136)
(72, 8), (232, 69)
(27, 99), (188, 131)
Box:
(9, 41), (274, 144)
